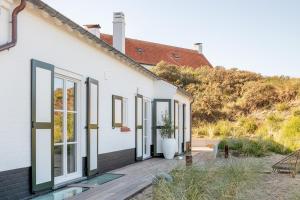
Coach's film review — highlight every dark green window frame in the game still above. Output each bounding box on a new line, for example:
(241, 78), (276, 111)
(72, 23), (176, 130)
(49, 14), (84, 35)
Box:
(112, 95), (123, 128)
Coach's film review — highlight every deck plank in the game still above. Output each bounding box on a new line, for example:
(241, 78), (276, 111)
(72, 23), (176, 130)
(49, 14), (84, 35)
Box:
(70, 152), (214, 200)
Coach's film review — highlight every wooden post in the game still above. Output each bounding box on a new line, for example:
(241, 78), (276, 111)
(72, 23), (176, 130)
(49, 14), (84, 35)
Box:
(186, 154), (193, 166)
(225, 145), (229, 159)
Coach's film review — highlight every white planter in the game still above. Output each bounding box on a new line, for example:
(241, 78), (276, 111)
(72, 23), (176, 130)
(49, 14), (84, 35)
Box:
(162, 138), (176, 159)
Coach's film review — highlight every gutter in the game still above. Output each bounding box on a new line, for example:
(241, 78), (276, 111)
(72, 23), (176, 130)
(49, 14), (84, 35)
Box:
(0, 0), (26, 52)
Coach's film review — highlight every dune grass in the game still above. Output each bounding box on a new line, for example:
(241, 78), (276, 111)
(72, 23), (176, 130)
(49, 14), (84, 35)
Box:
(153, 159), (262, 200)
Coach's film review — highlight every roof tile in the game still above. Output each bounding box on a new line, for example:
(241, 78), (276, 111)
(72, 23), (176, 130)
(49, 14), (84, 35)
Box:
(101, 34), (212, 68)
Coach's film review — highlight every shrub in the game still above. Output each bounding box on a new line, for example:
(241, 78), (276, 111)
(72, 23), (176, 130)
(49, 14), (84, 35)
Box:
(237, 117), (258, 134)
(276, 103), (290, 112)
(280, 116), (300, 151)
(264, 139), (291, 154)
(293, 109), (300, 117)
(193, 126), (209, 137)
(218, 137), (289, 156)
(242, 139), (266, 157)
(213, 120), (233, 136)
(266, 114), (284, 131)
(239, 82), (280, 113)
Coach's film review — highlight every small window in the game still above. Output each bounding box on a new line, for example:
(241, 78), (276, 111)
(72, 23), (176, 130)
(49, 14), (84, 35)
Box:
(112, 95), (123, 128)
(112, 95), (129, 129)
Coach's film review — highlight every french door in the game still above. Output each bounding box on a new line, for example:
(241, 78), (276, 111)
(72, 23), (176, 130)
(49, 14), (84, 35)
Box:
(53, 76), (81, 184)
(143, 99), (151, 159)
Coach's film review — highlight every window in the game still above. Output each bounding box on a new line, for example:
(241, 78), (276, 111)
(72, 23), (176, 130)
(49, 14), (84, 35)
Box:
(112, 95), (129, 129)
(54, 76), (80, 181)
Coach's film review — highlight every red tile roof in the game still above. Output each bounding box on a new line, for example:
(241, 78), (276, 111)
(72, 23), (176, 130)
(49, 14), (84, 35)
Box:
(100, 34), (212, 68)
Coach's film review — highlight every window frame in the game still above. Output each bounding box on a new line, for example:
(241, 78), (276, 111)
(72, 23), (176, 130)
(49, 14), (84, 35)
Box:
(112, 95), (123, 128)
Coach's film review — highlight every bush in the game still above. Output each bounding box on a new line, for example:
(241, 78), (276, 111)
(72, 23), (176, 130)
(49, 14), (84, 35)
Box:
(237, 117), (258, 134)
(266, 114), (284, 131)
(193, 126), (209, 137)
(276, 103), (290, 112)
(218, 137), (289, 156)
(242, 139), (266, 157)
(280, 116), (300, 151)
(213, 120), (233, 136)
(293, 109), (300, 117)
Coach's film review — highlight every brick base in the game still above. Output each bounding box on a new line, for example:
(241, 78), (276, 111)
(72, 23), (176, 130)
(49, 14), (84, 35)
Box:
(0, 167), (31, 200)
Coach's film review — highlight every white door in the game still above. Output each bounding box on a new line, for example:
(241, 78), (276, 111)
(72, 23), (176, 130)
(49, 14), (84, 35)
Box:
(54, 76), (81, 185)
(143, 99), (151, 159)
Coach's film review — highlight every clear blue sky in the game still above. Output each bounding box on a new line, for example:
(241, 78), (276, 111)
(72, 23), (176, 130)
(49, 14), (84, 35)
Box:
(43, 0), (300, 77)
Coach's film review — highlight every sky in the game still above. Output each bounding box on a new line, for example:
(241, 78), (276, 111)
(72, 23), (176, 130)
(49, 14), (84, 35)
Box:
(43, 0), (300, 77)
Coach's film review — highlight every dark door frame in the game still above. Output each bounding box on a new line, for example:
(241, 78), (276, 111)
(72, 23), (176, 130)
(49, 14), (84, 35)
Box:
(135, 94), (143, 161)
(86, 77), (99, 177)
(152, 99), (171, 157)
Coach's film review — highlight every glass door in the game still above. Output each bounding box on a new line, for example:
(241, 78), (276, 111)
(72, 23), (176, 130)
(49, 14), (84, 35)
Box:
(143, 99), (151, 159)
(54, 76), (81, 185)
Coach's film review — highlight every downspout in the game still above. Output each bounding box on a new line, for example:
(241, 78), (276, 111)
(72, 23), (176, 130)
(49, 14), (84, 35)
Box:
(0, 0), (26, 52)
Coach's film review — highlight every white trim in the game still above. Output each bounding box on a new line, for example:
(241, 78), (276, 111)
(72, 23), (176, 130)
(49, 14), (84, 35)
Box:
(54, 69), (83, 185)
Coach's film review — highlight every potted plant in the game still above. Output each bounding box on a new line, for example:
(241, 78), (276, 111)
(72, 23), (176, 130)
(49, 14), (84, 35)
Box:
(160, 115), (176, 159)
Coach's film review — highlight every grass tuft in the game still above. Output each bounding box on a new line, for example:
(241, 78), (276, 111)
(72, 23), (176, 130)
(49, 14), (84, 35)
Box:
(153, 159), (262, 200)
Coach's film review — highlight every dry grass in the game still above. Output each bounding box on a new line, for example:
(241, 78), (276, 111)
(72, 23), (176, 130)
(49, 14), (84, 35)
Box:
(153, 158), (263, 200)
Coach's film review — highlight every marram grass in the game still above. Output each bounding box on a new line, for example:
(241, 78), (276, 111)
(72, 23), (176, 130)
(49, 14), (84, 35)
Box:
(153, 159), (262, 200)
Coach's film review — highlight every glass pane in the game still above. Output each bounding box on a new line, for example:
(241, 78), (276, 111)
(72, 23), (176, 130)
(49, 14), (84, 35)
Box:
(54, 145), (63, 177)
(54, 111), (63, 143)
(54, 78), (64, 110)
(137, 98), (142, 126)
(114, 98), (122, 124)
(67, 113), (76, 142)
(67, 144), (77, 174)
(175, 103), (179, 126)
(67, 81), (76, 111)
(156, 102), (169, 126)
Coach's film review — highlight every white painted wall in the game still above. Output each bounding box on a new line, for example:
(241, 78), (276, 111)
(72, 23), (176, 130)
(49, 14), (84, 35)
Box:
(0, 4), (191, 172)
(0, 0), (13, 44)
(174, 92), (191, 143)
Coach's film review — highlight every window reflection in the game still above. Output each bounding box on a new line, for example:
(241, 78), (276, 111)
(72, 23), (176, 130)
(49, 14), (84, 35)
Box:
(54, 145), (63, 177)
(67, 113), (76, 142)
(67, 81), (76, 111)
(54, 78), (64, 110)
(54, 111), (63, 143)
(67, 144), (77, 174)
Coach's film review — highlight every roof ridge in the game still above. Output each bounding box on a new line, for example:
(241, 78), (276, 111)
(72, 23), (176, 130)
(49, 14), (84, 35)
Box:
(101, 33), (201, 54)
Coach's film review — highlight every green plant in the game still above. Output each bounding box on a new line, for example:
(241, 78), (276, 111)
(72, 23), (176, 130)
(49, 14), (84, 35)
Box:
(238, 117), (258, 134)
(218, 137), (289, 156)
(193, 126), (209, 137)
(293, 109), (300, 117)
(266, 113), (284, 131)
(280, 116), (300, 151)
(160, 115), (174, 139)
(276, 103), (290, 111)
(153, 159), (262, 200)
(213, 120), (233, 136)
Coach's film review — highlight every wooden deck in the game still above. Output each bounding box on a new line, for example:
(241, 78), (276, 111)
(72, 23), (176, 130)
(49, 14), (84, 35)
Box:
(69, 151), (215, 200)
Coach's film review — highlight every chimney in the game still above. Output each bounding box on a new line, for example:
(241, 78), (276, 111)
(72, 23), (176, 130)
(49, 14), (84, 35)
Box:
(113, 12), (125, 53)
(193, 43), (203, 54)
(84, 24), (101, 38)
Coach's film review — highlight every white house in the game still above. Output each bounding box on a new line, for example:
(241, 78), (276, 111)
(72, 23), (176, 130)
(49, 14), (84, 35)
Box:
(0, 0), (192, 199)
